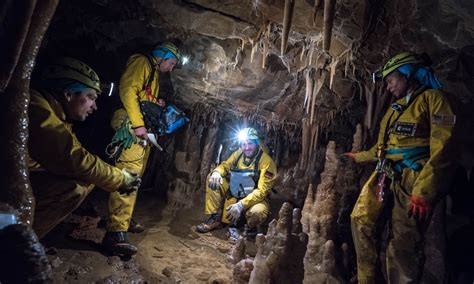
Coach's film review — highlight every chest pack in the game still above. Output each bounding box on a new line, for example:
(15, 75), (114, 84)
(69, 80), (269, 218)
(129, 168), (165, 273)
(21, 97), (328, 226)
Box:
(140, 101), (189, 135)
(229, 150), (263, 199)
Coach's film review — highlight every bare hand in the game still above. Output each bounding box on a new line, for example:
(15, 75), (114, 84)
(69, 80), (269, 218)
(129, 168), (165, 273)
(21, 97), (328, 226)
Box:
(133, 126), (148, 140)
(157, 98), (166, 107)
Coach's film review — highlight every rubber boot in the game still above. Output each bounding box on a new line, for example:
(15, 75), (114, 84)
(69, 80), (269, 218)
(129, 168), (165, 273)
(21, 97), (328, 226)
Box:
(102, 231), (137, 256)
(196, 213), (222, 233)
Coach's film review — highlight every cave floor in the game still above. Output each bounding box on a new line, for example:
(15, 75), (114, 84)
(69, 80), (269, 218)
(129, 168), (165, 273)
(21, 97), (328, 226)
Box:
(41, 190), (236, 283)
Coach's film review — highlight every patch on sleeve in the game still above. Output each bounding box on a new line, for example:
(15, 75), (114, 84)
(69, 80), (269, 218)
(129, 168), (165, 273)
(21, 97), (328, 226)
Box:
(432, 114), (456, 125)
(390, 122), (417, 137)
(264, 171), (275, 179)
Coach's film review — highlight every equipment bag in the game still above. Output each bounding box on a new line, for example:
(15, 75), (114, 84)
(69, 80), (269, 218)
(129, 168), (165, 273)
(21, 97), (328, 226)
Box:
(140, 101), (189, 135)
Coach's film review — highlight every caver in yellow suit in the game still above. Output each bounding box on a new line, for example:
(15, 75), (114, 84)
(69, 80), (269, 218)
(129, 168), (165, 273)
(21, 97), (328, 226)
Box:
(105, 42), (182, 255)
(348, 52), (456, 283)
(196, 128), (277, 240)
(28, 57), (140, 239)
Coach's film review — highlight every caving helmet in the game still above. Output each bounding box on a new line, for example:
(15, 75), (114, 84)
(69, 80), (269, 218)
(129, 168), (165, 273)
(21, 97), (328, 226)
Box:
(40, 57), (101, 93)
(372, 51), (426, 83)
(152, 42), (183, 62)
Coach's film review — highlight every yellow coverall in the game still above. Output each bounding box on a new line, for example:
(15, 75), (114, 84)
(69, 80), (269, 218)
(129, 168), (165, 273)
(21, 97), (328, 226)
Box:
(350, 88), (456, 283)
(28, 89), (124, 238)
(206, 148), (277, 227)
(107, 54), (159, 232)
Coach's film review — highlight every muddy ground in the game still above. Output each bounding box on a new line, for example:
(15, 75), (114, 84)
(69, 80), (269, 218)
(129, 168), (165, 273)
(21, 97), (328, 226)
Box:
(41, 189), (249, 283)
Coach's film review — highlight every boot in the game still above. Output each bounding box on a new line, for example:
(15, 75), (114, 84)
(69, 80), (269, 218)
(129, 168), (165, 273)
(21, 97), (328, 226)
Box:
(102, 231), (137, 256)
(128, 218), (145, 233)
(196, 213), (222, 233)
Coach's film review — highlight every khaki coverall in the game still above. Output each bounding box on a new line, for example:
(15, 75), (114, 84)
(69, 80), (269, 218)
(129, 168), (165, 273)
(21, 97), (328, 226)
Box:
(350, 88), (456, 283)
(28, 89), (124, 238)
(205, 148), (277, 227)
(107, 54), (159, 232)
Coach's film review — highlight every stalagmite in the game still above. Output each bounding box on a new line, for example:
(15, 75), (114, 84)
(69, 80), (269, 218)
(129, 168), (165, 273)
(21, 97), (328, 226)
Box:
(233, 258), (254, 284)
(242, 203), (307, 283)
(323, 0), (336, 51)
(228, 237), (246, 265)
(281, 0), (295, 56)
(301, 183), (314, 233)
(302, 141), (342, 283)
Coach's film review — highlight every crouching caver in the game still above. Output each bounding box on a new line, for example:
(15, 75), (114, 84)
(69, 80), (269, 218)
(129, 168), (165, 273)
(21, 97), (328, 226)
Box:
(28, 57), (141, 240)
(196, 127), (277, 242)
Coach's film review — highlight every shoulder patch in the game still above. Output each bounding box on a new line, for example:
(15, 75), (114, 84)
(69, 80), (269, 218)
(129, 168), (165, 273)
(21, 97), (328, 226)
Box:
(264, 171), (275, 179)
(432, 114), (456, 125)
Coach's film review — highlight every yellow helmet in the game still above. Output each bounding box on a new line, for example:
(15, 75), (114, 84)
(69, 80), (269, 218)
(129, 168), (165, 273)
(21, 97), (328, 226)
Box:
(154, 42), (182, 62)
(373, 51), (425, 82)
(41, 57), (101, 93)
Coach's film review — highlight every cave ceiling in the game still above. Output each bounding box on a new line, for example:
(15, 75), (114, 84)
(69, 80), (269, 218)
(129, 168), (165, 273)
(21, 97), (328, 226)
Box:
(44, 0), (474, 127)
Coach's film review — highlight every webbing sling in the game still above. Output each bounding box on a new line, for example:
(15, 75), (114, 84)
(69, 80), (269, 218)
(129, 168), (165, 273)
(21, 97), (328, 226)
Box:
(385, 146), (430, 172)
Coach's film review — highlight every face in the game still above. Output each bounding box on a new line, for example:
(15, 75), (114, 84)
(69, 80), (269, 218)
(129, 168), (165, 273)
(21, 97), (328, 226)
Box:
(64, 88), (98, 121)
(241, 140), (258, 158)
(385, 71), (408, 98)
(159, 58), (178, 72)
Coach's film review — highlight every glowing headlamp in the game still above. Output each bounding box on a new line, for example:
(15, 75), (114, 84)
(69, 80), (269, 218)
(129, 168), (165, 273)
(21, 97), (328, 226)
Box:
(181, 56), (189, 65)
(237, 129), (249, 143)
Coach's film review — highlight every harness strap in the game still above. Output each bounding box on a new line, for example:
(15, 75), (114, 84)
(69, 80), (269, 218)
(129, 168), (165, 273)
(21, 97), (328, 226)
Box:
(141, 53), (158, 103)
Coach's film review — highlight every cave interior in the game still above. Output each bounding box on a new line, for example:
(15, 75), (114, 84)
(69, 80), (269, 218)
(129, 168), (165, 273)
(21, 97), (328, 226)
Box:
(1, 0), (474, 283)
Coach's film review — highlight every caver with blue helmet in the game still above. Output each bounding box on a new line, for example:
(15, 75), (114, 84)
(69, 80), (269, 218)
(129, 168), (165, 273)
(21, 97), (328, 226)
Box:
(28, 57), (140, 240)
(196, 127), (277, 243)
(103, 41), (184, 256)
(344, 52), (457, 283)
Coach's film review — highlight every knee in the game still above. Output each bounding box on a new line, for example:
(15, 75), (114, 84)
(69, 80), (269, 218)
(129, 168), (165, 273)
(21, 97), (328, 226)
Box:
(245, 204), (269, 227)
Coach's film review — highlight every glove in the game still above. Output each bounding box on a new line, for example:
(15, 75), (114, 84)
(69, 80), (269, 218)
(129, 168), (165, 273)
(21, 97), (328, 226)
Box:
(209, 172), (223, 190)
(112, 121), (136, 150)
(407, 195), (432, 222)
(226, 202), (244, 224)
(118, 169), (141, 195)
(339, 152), (356, 163)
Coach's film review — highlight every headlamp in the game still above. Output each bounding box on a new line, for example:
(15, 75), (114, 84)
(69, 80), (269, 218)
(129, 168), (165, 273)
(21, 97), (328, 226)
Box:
(182, 56), (189, 65)
(237, 129), (249, 143)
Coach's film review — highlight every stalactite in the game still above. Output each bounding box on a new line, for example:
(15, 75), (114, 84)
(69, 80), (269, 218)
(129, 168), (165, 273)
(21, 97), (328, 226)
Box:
(323, 0), (336, 51)
(200, 126), (219, 190)
(299, 118), (310, 170)
(262, 21), (271, 69)
(0, 0), (58, 224)
(281, 0), (295, 56)
(304, 68), (313, 114)
(302, 141), (342, 283)
(364, 84), (375, 130)
(312, 0), (322, 26)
